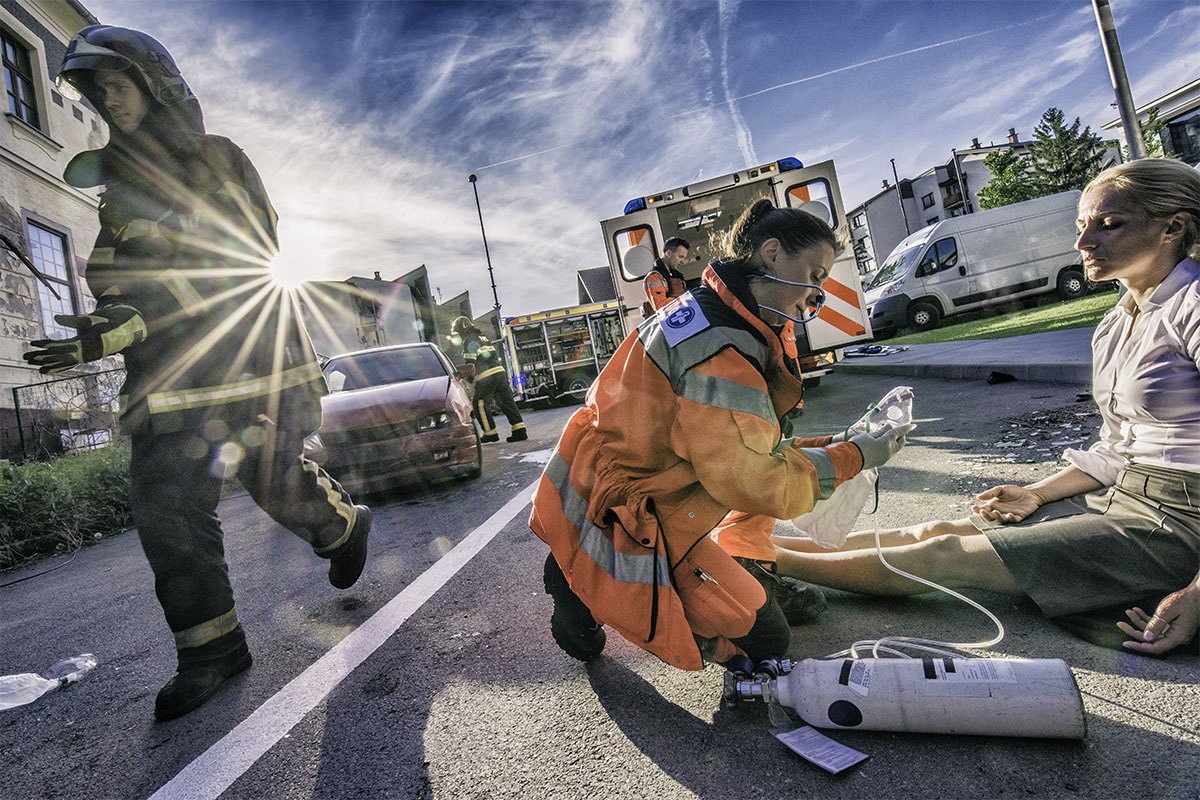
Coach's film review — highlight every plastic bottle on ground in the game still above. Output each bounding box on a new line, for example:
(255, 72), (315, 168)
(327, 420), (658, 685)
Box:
(0, 654), (98, 711)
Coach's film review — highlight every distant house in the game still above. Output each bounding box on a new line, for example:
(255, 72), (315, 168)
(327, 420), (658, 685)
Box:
(1103, 75), (1200, 165)
(299, 266), (437, 359)
(576, 266), (616, 304)
(1, 0), (106, 458)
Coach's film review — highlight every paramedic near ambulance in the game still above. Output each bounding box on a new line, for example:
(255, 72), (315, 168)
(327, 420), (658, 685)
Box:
(23, 26), (371, 720)
(642, 237), (690, 314)
(775, 158), (1200, 656)
(531, 200), (912, 669)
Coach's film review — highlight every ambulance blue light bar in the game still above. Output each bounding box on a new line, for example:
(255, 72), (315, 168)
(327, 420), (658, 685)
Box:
(777, 157), (803, 172)
(624, 197), (647, 214)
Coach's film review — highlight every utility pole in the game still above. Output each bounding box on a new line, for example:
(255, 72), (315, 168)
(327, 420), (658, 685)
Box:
(467, 173), (503, 339)
(890, 158), (911, 235)
(1092, 0), (1145, 160)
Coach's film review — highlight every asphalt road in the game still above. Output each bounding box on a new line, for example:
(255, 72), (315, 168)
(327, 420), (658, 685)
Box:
(1, 371), (1197, 800)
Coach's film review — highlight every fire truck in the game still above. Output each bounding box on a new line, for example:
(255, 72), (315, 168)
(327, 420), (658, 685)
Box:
(599, 157), (872, 385)
(503, 300), (625, 405)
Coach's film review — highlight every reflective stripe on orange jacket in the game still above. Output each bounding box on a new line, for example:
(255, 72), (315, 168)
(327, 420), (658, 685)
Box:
(530, 262), (863, 670)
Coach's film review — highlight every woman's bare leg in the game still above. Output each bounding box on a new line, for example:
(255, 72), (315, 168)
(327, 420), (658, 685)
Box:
(774, 529), (1024, 597)
(773, 518), (979, 554)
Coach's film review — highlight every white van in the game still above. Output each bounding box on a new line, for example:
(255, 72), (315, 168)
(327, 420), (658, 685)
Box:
(863, 191), (1084, 335)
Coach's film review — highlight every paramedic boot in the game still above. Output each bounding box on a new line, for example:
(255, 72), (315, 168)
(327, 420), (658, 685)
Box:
(328, 505), (372, 590)
(774, 576), (827, 625)
(543, 552), (606, 661)
(155, 626), (252, 721)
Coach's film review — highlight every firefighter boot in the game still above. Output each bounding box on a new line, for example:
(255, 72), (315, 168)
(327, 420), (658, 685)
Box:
(774, 575), (828, 625)
(480, 433), (500, 443)
(155, 627), (252, 721)
(543, 552), (605, 661)
(506, 426), (528, 443)
(328, 504), (372, 590)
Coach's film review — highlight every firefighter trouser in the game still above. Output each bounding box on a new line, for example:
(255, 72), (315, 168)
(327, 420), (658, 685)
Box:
(473, 370), (524, 436)
(129, 423), (356, 652)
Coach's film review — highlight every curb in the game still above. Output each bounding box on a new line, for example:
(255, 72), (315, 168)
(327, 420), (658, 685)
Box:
(836, 361), (1090, 385)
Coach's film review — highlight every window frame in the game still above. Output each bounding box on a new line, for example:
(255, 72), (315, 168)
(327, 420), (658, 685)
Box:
(25, 218), (80, 340)
(921, 192), (935, 209)
(2, 28), (40, 129)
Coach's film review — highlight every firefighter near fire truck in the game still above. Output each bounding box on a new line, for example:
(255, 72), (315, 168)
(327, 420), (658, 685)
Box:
(450, 317), (527, 443)
(531, 200), (912, 669)
(23, 26), (372, 720)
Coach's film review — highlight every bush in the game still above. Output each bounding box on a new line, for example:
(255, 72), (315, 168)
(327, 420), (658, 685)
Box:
(0, 441), (132, 570)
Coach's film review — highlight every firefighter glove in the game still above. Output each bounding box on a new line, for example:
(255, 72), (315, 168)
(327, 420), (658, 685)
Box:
(849, 423), (915, 470)
(23, 305), (147, 374)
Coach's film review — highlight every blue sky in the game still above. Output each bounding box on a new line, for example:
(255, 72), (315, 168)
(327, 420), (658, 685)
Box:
(84, 0), (1200, 317)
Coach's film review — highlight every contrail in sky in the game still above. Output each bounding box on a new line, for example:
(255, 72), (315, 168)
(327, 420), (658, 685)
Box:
(473, 13), (1058, 172)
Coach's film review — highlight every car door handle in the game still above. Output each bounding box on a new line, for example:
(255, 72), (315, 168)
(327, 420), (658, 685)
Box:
(959, 265), (967, 276)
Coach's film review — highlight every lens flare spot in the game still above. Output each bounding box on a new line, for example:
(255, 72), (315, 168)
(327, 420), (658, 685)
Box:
(430, 536), (454, 557)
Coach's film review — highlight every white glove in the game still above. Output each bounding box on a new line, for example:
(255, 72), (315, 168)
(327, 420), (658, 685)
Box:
(849, 423), (915, 469)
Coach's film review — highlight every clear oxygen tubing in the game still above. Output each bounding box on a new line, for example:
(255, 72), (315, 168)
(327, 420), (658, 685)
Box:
(823, 523), (1007, 661)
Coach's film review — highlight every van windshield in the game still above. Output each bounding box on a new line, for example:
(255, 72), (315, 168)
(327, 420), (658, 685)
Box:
(867, 246), (922, 290)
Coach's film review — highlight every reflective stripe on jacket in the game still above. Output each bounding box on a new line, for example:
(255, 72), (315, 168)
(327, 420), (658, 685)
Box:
(530, 262), (863, 669)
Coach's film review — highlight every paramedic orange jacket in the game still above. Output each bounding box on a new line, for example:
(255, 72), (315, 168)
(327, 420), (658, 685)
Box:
(530, 262), (862, 670)
(643, 258), (688, 311)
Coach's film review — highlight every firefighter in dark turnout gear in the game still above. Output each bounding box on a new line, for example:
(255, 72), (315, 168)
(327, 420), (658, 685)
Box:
(451, 317), (526, 443)
(24, 26), (372, 721)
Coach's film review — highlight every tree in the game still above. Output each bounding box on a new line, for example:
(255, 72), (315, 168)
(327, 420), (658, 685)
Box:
(1120, 105), (1169, 161)
(1027, 107), (1106, 195)
(976, 147), (1038, 210)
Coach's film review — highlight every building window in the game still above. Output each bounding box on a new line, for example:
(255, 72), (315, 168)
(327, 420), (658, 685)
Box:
(926, 216), (939, 225)
(921, 192), (935, 209)
(851, 213), (864, 228)
(3, 30), (40, 129)
(28, 222), (78, 340)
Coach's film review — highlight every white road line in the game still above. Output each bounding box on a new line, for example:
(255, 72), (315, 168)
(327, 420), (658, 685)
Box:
(148, 478), (540, 800)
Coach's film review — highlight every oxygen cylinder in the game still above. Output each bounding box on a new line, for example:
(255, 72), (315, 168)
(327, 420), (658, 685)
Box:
(772, 657), (1086, 739)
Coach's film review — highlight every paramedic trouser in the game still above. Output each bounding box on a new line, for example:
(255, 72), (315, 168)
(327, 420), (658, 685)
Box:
(129, 422), (357, 652)
(473, 369), (525, 437)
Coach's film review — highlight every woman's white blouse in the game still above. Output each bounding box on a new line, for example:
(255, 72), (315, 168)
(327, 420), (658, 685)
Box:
(1065, 258), (1200, 485)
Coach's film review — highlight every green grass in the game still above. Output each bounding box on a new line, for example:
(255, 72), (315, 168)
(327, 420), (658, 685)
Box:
(887, 290), (1119, 345)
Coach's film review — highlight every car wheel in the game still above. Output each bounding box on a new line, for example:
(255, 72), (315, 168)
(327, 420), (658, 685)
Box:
(906, 301), (941, 331)
(1056, 269), (1087, 300)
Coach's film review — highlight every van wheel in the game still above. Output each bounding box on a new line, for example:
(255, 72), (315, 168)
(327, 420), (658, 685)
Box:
(906, 301), (941, 331)
(1056, 269), (1087, 300)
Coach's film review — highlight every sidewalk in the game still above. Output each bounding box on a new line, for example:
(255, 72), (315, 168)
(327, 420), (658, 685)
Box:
(836, 327), (1094, 385)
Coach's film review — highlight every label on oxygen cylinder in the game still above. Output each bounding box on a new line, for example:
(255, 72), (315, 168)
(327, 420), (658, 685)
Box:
(927, 658), (1017, 683)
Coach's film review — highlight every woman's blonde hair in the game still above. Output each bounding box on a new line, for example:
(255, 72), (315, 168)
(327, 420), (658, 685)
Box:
(1084, 159), (1200, 260)
(717, 199), (844, 270)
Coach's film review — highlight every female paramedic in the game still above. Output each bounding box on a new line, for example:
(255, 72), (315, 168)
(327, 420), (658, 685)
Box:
(530, 199), (912, 669)
(775, 158), (1200, 656)
(24, 26), (371, 719)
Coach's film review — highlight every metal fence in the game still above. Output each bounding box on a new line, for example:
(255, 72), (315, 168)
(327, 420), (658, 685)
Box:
(5, 368), (125, 462)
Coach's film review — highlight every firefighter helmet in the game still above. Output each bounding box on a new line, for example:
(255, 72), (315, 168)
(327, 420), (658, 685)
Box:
(58, 25), (203, 135)
(451, 317), (474, 335)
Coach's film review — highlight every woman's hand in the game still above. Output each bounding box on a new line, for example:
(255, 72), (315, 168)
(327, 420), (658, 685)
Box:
(972, 484), (1044, 523)
(1118, 586), (1200, 656)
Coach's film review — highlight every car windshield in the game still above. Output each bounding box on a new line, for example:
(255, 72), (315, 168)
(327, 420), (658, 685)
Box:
(866, 245), (922, 290)
(324, 347), (447, 391)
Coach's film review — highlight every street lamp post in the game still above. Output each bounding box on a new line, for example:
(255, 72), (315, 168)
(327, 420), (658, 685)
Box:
(468, 173), (503, 339)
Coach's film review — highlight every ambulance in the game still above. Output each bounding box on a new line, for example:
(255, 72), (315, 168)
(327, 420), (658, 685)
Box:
(599, 157), (873, 385)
